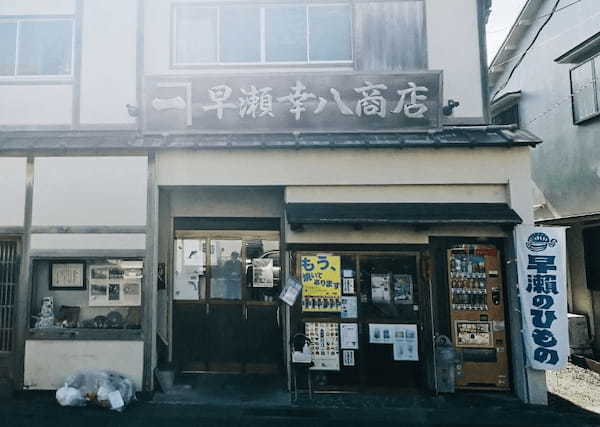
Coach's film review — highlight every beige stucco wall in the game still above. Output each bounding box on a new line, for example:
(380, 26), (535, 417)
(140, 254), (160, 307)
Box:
(0, 157), (26, 227)
(285, 184), (507, 204)
(24, 340), (144, 390)
(167, 187), (283, 218)
(157, 147), (533, 225)
(286, 224), (507, 244)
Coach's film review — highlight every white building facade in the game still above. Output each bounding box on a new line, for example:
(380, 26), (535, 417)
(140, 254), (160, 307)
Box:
(0, 0), (547, 404)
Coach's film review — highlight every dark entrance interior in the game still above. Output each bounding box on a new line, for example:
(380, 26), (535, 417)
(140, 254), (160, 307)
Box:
(173, 229), (283, 375)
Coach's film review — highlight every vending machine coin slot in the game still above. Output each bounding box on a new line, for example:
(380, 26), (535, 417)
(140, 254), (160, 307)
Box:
(492, 288), (501, 305)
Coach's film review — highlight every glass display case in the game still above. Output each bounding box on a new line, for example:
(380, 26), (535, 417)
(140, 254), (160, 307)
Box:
(29, 258), (143, 333)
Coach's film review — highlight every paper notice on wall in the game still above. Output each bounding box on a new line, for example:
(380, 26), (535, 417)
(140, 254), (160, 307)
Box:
(252, 258), (274, 288)
(279, 277), (301, 306)
(341, 296), (357, 319)
(306, 322), (340, 371)
(183, 240), (203, 267)
(392, 324), (419, 361)
(301, 255), (342, 312)
(392, 274), (413, 305)
(342, 350), (355, 366)
(340, 323), (359, 349)
(342, 278), (355, 294)
(174, 272), (200, 300)
(371, 274), (391, 303)
(369, 324), (394, 344)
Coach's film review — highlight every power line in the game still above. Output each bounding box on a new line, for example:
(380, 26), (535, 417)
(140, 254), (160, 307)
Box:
(490, 6), (600, 72)
(487, 0), (582, 34)
(491, 0), (562, 102)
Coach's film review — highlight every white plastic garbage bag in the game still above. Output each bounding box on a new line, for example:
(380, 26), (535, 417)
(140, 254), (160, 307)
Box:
(56, 369), (136, 412)
(56, 384), (86, 407)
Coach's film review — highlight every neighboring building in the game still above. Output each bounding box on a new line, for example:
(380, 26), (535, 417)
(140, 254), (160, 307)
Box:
(1, 0), (548, 404)
(489, 0), (600, 358)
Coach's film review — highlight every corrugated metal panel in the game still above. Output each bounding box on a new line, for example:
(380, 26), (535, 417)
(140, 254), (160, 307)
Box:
(0, 240), (18, 353)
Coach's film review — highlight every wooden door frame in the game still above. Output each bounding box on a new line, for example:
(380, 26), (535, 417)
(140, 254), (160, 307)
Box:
(171, 229), (282, 373)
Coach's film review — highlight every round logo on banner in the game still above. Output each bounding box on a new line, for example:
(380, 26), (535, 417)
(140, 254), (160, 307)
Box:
(526, 232), (558, 252)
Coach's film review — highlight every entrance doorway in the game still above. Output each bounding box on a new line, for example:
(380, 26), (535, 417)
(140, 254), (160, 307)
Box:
(173, 231), (283, 375)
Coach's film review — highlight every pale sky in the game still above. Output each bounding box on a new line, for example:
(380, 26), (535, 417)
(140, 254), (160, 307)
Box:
(487, 0), (528, 63)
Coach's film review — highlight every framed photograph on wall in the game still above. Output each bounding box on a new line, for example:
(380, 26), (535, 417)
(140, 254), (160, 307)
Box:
(50, 262), (86, 290)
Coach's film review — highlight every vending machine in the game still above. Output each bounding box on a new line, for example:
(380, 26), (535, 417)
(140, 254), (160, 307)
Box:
(447, 244), (510, 390)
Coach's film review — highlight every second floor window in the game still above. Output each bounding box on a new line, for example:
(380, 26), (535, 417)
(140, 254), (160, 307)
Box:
(173, 4), (353, 66)
(0, 18), (74, 77)
(571, 54), (600, 124)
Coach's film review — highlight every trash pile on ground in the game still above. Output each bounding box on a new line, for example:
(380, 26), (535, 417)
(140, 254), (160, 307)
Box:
(56, 370), (135, 412)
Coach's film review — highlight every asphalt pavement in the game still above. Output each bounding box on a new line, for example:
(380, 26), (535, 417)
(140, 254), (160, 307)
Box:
(1, 391), (599, 427)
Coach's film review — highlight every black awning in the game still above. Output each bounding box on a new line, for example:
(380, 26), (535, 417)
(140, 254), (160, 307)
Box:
(286, 203), (522, 227)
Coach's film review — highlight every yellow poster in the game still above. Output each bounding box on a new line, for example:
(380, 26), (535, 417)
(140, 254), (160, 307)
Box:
(301, 255), (342, 312)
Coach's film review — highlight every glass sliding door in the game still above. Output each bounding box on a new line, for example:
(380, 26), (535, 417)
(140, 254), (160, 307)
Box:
(173, 231), (282, 374)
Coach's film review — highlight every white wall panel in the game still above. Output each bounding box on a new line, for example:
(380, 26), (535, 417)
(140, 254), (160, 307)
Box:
(0, 86), (72, 127)
(0, 157), (26, 226)
(0, 0), (75, 15)
(30, 234), (146, 250)
(33, 157), (147, 226)
(80, 0), (137, 125)
(24, 340), (143, 390)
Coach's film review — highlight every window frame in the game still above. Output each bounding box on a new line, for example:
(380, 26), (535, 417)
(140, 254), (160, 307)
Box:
(570, 51), (600, 124)
(0, 16), (75, 81)
(171, 2), (354, 68)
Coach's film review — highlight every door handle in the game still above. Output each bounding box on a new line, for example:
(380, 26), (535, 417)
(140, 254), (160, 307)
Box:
(276, 306), (280, 328)
(206, 304), (210, 315)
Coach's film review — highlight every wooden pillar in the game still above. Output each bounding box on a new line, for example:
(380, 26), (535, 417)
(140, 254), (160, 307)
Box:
(13, 157), (34, 389)
(143, 153), (158, 391)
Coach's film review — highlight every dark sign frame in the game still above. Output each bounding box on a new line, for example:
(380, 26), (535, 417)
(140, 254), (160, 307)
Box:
(145, 71), (443, 134)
